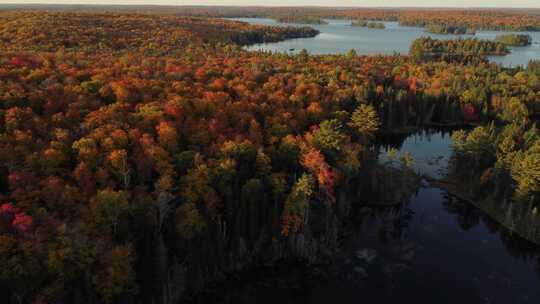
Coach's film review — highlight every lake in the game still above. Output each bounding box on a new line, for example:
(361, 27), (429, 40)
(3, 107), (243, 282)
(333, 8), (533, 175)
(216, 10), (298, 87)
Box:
(190, 18), (540, 304)
(233, 18), (540, 67)
(189, 130), (540, 304)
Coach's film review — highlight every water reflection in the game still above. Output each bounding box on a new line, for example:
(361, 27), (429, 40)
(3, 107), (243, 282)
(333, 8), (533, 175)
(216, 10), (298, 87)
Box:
(352, 131), (540, 302)
(188, 131), (540, 304)
(378, 128), (454, 178)
(345, 185), (540, 303)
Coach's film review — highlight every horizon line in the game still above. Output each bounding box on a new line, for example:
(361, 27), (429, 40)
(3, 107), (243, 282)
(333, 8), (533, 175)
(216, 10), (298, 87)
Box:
(2, 3), (540, 9)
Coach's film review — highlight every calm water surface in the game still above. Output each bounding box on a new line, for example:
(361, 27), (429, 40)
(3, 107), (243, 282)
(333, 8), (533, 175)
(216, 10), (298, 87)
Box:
(193, 131), (540, 303)
(233, 18), (540, 67)
(212, 17), (540, 303)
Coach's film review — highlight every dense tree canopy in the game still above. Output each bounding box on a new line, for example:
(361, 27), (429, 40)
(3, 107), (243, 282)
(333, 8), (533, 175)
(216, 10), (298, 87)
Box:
(409, 37), (509, 63)
(351, 20), (386, 29)
(1, 10), (540, 304)
(175, 7), (540, 32)
(0, 12), (318, 53)
(495, 34), (533, 46)
(424, 23), (476, 35)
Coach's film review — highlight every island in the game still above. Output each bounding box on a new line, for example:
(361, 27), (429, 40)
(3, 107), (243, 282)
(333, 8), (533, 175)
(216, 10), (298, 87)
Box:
(410, 36), (509, 63)
(352, 19), (386, 29)
(495, 34), (533, 46)
(275, 15), (328, 25)
(425, 23), (476, 35)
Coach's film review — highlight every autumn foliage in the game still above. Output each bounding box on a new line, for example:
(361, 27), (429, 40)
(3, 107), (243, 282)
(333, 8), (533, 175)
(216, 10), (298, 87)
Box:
(0, 10), (539, 304)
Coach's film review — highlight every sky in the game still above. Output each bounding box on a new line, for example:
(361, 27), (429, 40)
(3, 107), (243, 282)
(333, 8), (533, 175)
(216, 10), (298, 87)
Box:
(2, 1), (540, 8)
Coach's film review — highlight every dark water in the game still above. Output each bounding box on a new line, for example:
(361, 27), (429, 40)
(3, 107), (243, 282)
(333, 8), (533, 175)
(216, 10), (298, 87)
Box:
(191, 130), (540, 303)
(232, 18), (540, 67)
(378, 129), (453, 178)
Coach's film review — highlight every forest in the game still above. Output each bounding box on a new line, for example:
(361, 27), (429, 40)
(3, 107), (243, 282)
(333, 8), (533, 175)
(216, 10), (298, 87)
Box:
(409, 37), (509, 63)
(274, 15), (328, 25)
(351, 20), (386, 29)
(495, 34), (533, 46)
(170, 6), (540, 32)
(1, 7), (540, 304)
(3, 5), (540, 32)
(424, 23), (475, 35)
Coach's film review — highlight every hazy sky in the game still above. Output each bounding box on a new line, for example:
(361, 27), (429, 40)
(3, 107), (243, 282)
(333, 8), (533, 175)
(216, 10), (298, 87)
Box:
(3, 1), (540, 8)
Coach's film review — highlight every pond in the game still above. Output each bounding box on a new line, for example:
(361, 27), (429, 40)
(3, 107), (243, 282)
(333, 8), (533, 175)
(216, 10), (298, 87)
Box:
(232, 18), (540, 67)
(189, 130), (540, 303)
